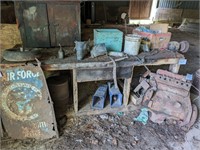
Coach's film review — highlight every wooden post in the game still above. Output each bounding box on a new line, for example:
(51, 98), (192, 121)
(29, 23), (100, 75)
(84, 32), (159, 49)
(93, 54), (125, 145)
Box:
(73, 69), (78, 113)
(123, 66), (134, 106)
(169, 64), (180, 74)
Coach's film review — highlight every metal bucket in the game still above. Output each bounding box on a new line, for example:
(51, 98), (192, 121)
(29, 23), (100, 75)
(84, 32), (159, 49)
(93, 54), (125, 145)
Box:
(47, 75), (69, 118)
(124, 34), (141, 56)
(74, 41), (87, 60)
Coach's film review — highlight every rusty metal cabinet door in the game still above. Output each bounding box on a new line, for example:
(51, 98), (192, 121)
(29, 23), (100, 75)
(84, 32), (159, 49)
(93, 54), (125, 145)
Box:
(47, 2), (81, 47)
(15, 2), (51, 48)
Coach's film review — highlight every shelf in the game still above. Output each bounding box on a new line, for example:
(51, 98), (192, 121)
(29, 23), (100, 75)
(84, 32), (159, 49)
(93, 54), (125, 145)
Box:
(77, 95), (137, 116)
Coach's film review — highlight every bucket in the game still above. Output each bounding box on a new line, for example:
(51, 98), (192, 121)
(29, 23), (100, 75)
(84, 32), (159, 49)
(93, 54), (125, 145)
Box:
(124, 34), (141, 56)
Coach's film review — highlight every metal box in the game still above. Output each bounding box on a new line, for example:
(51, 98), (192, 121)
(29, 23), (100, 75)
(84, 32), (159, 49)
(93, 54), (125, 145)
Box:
(94, 29), (123, 52)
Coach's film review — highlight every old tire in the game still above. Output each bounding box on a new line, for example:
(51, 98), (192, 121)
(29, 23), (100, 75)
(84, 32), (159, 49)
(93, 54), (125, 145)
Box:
(2, 48), (41, 62)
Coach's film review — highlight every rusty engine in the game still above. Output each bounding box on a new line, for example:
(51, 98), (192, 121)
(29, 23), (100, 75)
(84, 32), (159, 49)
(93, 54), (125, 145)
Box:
(133, 69), (198, 130)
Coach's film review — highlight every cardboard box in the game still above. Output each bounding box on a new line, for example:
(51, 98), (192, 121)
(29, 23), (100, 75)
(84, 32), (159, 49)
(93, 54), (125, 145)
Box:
(150, 23), (169, 33)
(133, 30), (171, 49)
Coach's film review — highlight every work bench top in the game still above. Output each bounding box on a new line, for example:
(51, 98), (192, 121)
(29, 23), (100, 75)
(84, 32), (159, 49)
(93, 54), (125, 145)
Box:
(0, 48), (184, 71)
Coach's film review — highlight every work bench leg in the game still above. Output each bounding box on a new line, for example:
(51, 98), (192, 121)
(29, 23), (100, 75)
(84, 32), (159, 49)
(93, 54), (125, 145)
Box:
(73, 69), (78, 113)
(169, 64), (180, 74)
(123, 67), (134, 106)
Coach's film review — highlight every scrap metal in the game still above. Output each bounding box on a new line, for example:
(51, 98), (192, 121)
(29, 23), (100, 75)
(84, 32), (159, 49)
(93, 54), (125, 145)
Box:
(0, 63), (58, 139)
(133, 69), (198, 130)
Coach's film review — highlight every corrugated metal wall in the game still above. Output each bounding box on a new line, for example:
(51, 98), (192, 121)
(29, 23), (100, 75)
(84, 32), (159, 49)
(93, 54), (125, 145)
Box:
(158, 0), (199, 9)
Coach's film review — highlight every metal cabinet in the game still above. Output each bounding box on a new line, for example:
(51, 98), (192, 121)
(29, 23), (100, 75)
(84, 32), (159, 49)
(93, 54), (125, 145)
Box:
(15, 1), (80, 48)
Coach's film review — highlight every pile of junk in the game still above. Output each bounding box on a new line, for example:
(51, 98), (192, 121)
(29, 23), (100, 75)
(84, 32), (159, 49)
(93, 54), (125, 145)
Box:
(132, 69), (199, 131)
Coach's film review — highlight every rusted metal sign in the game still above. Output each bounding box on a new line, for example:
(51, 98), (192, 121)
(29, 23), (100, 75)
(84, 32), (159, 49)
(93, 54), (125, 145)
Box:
(0, 63), (58, 140)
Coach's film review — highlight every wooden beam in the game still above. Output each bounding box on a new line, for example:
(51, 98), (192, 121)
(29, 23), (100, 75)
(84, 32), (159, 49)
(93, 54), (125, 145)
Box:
(73, 69), (78, 113)
(123, 66), (134, 106)
(169, 64), (180, 73)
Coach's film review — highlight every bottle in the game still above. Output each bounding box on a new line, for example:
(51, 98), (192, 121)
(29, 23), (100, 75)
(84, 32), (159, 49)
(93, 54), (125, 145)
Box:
(58, 44), (64, 59)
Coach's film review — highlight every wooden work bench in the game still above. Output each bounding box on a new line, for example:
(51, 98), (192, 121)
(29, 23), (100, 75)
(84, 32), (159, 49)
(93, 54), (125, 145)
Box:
(1, 48), (184, 116)
(41, 49), (184, 116)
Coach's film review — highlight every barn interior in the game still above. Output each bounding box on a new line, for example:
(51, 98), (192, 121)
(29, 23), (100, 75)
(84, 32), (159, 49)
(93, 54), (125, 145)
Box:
(0, 0), (200, 150)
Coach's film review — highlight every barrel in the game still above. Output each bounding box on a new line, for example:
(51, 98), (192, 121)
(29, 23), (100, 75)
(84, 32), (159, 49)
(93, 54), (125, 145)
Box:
(47, 75), (69, 119)
(124, 34), (141, 56)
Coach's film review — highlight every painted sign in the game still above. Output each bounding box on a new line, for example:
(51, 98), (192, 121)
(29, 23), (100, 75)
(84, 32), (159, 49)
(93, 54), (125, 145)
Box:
(0, 64), (58, 140)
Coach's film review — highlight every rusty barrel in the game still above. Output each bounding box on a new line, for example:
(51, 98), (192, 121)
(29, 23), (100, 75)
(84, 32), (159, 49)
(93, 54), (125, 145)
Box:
(47, 75), (69, 119)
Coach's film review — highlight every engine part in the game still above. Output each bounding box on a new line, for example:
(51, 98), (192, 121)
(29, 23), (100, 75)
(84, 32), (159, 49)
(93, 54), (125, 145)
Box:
(134, 69), (198, 130)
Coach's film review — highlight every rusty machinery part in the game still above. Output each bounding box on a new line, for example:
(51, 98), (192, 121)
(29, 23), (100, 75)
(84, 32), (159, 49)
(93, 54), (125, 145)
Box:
(179, 41), (190, 53)
(168, 41), (180, 51)
(134, 69), (197, 130)
(47, 75), (70, 119)
(0, 64), (58, 140)
(181, 104), (198, 131)
(3, 48), (41, 62)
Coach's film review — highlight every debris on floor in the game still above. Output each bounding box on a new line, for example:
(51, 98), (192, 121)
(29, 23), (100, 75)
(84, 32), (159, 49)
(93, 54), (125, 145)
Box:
(1, 111), (189, 150)
(133, 108), (149, 125)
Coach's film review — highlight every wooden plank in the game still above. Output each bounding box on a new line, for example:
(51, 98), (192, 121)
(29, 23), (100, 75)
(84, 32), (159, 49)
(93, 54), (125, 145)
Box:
(169, 64), (180, 74)
(73, 69), (78, 113)
(0, 118), (3, 137)
(76, 67), (133, 82)
(140, 0), (152, 19)
(129, 0), (140, 19)
(182, 9), (199, 19)
(123, 66), (134, 106)
(155, 8), (183, 22)
(143, 58), (180, 66)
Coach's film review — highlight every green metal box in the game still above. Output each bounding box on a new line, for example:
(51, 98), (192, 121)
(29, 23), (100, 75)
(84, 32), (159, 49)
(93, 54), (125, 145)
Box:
(94, 29), (123, 52)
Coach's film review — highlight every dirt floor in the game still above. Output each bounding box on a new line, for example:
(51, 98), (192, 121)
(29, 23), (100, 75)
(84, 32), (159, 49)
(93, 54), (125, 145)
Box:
(1, 27), (200, 150)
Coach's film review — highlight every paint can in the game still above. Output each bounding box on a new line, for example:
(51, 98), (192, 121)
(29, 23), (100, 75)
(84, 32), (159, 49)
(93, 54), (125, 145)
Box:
(74, 41), (88, 60)
(124, 34), (141, 56)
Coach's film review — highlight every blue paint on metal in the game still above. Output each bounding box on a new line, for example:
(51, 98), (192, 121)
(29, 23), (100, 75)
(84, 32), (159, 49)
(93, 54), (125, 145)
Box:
(92, 84), (108, 109)
(134, 108), (149, 125)
(6, 68), (43, 113)
(13, 87), (38, 112)
(108, 82), (123, 108)
(94, 29), (123, 52)
(6, 68), (43, 89)
(16, 99), (31, 112)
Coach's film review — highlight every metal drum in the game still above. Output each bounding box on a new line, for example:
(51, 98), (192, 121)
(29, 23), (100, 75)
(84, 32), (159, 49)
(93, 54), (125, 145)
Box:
(47, 75), (69, 119)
